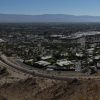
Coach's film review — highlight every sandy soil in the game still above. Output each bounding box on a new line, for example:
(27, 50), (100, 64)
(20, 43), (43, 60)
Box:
(0, 60), (100, 100)
(0, 60), (32, 85)
(0, 77), (100, 100)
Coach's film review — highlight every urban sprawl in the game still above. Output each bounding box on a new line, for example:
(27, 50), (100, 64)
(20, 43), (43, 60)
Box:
(1, 23), (100, 75)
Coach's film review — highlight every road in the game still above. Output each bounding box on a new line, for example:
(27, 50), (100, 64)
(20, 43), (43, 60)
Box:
(1, 54), (100, 80)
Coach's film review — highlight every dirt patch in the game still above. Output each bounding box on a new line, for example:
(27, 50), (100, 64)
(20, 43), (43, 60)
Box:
(0, 77), (100, 100)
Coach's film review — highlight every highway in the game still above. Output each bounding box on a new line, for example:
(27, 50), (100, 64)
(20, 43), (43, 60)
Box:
(1, 54), (100, 81)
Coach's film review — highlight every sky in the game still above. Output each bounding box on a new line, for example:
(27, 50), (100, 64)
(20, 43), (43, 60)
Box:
(0, 0), (100, 16)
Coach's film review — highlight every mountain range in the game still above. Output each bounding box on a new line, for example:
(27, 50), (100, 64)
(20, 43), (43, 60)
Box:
(0, 14), (100, 23)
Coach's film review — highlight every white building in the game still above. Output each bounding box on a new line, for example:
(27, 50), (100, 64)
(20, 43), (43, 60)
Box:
(67, 31), (100, 48)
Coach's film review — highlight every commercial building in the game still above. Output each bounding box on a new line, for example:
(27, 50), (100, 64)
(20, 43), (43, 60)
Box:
(67, 31), (100, 48)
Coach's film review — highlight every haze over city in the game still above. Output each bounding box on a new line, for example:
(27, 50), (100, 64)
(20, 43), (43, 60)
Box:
(1, 0), (100, 100)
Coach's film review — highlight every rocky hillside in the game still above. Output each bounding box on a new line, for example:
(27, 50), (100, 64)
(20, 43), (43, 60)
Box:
(0, 77), (100, 100)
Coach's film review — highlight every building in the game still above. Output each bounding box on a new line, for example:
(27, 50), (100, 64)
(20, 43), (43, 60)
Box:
(67, 31), (100, 48)
(34, 60), (51, 69)
(56, 59), (75, 71)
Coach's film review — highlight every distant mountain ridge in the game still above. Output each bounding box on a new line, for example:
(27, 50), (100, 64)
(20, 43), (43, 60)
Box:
(0, 14), (100, 22)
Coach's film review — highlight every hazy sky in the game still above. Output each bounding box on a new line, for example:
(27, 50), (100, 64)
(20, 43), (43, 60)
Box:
(0, 0), (100, 16)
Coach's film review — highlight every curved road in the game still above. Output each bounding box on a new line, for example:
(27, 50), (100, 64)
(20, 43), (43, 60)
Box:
(0, 54), (100, 80)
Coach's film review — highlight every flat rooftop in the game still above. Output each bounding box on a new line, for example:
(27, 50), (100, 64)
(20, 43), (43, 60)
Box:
(69, 31), (100, 39)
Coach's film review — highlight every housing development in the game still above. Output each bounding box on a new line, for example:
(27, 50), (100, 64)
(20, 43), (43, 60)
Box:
(1, 0), (100, 99)
(0, 23), (100, 76)
(1, 23), (100, 100)
(23, 31), (100, 74)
